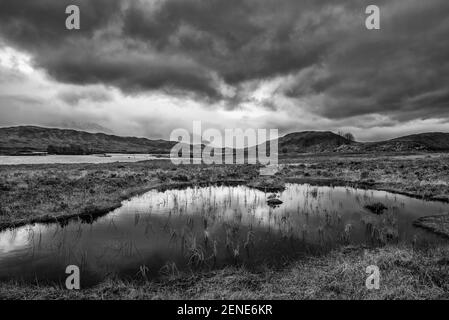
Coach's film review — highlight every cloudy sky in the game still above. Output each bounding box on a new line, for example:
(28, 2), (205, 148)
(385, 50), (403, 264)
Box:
(0, 0), (448, 141)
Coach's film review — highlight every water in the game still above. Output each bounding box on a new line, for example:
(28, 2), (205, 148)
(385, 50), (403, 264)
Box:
(0, 183), (448, 286)
(0, 154), (170, 165)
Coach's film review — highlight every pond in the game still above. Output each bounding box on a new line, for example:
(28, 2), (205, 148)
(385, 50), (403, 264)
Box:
(0, 183), (448, 286)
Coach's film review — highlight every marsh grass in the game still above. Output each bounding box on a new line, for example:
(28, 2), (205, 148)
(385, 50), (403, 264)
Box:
(0, 161), (261, 230)
(2, 154), (449, 299)
(2, 244), (448, 300)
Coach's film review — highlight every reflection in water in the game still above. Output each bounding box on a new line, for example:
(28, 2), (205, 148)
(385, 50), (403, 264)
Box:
(0, 184), (448, 285)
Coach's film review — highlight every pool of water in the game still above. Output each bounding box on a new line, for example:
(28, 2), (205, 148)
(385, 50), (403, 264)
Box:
(0, 154), (170, 165)
(0, 183), (448, 286)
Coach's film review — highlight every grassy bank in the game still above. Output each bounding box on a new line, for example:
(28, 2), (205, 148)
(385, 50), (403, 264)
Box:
(0, 155), (449, 230)
(279, 153), (449, 202)
(0, 160), (262, 230)
(2, 153), (449, 231)
(1, 153), (449, 299)
(1, 244), (448, 300)
(413, 215), (449, 239)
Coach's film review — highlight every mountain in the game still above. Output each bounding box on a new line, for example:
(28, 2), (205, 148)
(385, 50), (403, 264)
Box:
(0, 126), (176, 155)
(362, 133), (449, 152)
(47, 121), (114, 134)
(257, 131), (449, 154)
(278, 131), (355, 153)
(276, 131), (449, 153)
(1, 126), (448, 156)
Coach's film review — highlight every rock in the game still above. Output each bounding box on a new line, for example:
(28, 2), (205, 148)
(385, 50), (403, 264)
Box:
(267, 198), (283, 207)
(364, 202), (388, 215)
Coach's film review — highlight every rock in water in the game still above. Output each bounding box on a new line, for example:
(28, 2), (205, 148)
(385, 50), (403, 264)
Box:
(364, 202), (387, 215)
(267, 198), (283, 206)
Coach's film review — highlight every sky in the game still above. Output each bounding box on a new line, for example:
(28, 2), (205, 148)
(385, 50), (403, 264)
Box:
(0, 0), (448, 142)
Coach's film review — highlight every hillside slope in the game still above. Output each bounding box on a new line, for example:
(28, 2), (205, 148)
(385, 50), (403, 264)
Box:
(362, 132), (449, 152)
(1, 126), (449, 155)
(0, 126), (176, 155)
(278, 131), (354, 153)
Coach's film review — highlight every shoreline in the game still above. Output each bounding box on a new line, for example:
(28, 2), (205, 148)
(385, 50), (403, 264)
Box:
(1, 155), (449, 232)
(1, 154), (449, 299)
(1, 244), (448, 300)
(1, 173), (447, 233)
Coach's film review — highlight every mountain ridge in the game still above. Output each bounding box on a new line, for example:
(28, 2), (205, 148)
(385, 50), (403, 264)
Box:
(0, 126), (176, 155)
(1, 126), (449, 155)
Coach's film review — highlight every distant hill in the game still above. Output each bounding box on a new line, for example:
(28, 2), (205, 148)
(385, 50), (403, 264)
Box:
(362, 133), (449, 152)
(278, 131), (355, 153)
(48, 121), (114, 134)
(275, 131), (449, 154)
(0, 126), (176, 155)
(1, 126), (449, 156)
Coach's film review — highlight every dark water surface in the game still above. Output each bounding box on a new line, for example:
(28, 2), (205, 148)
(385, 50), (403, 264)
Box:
(0, 184), (447, 286)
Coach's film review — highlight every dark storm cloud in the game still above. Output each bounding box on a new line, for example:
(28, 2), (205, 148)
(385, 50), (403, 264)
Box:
(0, 0), (448, 122)
(0, 0), (123, 47)
(121, 0), (333, 83)
(0, 0), (227, 99)
(281, 0), (449, 121)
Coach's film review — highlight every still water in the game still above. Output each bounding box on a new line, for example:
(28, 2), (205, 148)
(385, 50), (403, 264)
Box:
(0, 154), (170, 165)
(0, 184), (447, 286)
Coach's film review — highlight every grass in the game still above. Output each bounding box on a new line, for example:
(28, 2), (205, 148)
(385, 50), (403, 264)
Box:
(1, 244), (448, 300)
(1, 152), (449, 299)
(2, 153), (449, 230)
(413, 215), (449, 239)
(0, 160), (260, 231)
(280, 153), (449, 202)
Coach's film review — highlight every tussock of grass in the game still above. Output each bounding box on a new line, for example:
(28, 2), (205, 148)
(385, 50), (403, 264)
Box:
(413, 215), (449, 239)
(1, 245), (448, 300)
